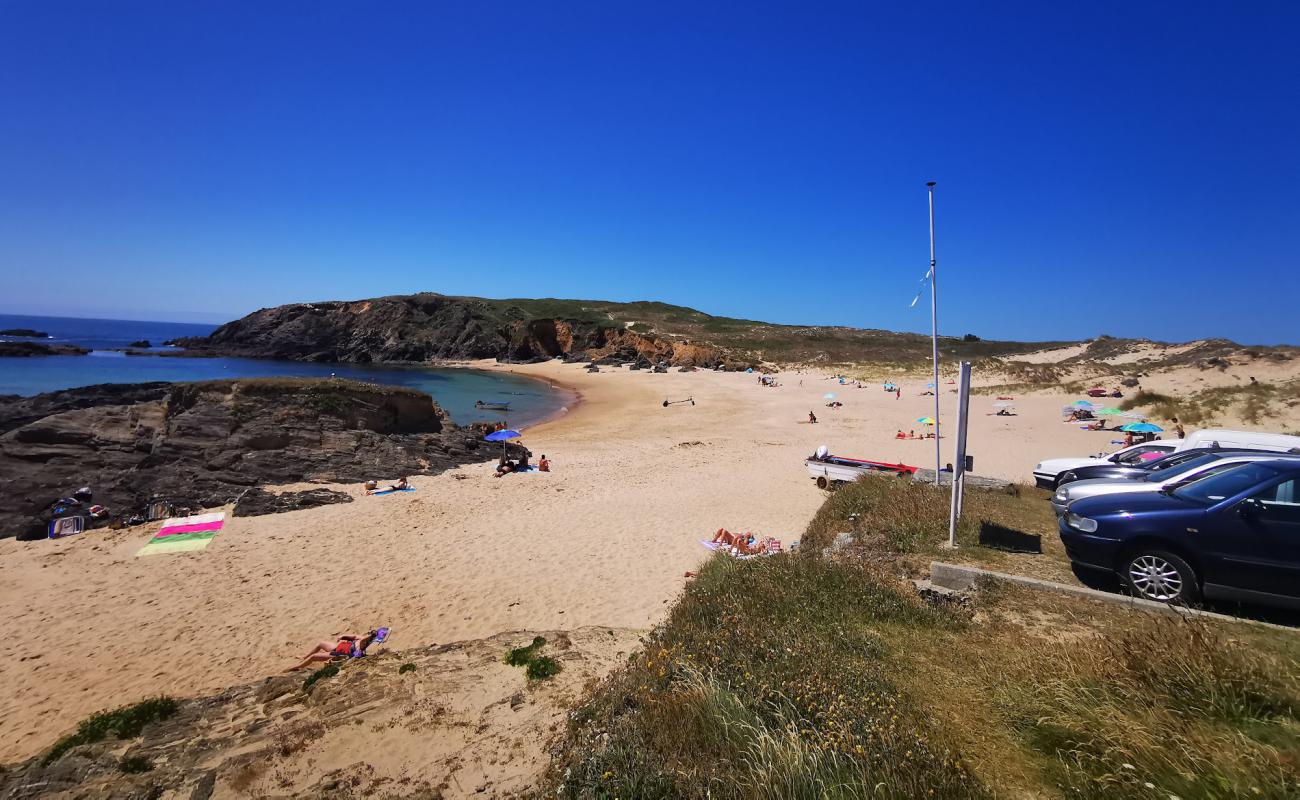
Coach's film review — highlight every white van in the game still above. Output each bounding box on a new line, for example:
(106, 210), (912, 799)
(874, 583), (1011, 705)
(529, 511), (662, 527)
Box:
(1176, 429), (1300, 454)
(1032, 440), (1182, 488)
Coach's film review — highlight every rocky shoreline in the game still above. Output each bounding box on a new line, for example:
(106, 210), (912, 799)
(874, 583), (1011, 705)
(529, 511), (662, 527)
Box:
(0, 377), (526, 540)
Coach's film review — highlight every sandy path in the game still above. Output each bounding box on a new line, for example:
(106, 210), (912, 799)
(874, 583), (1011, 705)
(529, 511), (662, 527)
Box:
(0, 361), (1180, 760)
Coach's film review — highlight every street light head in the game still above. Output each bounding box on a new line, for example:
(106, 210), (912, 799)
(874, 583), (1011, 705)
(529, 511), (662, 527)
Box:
(926, 181), (937, 187)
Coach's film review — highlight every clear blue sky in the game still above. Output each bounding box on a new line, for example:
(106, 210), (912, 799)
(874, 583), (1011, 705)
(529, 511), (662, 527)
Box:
(1, 2), (1297, 343)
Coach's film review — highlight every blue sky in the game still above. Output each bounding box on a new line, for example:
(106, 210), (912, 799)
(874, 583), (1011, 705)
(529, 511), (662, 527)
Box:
(1, 2), (1297, 343)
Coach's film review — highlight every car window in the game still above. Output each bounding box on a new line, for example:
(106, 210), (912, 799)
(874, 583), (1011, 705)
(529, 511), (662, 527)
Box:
(1115, 445), (1173, 465)
(1173, 463), (1280, 504)
(1143, 454), (1220, 482)
(1154, 460), (1243, 485)
(1249, 479), (1300, 524)
(1145, 450), (1208, 472)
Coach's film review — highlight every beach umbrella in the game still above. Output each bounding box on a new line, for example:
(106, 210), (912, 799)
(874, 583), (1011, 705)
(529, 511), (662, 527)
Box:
(485, 429), (521, 441)
(1121, 411), (1147, 420)
(926, 382), (935, 388)
(992, 401), (1015, 408)
(1097, 408), (1124, 416)
(1071, 400), (1097, 407)
(1120, 422), (1163, 433)
(917, 416), (936, 425)
(823, 392), (837, 399)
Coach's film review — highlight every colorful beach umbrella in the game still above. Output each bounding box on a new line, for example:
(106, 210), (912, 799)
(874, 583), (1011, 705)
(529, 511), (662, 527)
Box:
(1121, 411), (1147, 420)
(917, 416), (936, 425)
(1071, 400), (1097, 408)
(823, 392), (837, 399)
(1097, 408), (1124, 416)
(485, 429), (522, 441)
(1120, 422), (1163, 433)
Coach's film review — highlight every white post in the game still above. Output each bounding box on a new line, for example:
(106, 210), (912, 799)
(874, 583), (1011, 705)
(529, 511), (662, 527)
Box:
(927, 181), (941, 486)
(947, 361), (972, 548)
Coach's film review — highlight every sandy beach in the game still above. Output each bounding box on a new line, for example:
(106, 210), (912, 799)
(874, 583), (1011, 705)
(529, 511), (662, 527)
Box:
(0, 358), (1294, 763)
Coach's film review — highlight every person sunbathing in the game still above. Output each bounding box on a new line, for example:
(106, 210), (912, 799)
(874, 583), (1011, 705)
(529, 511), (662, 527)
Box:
(286, 630), (381, 671)
(710, 528), (767, 554)
(495, 454), (514, 477)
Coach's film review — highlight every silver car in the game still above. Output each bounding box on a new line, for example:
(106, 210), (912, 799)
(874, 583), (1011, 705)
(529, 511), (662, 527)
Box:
(1051, 451), (1300, 515)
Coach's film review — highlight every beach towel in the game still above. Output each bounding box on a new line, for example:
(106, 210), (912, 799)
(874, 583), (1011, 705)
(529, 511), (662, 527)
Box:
(368, 487), (416, 496)
(48, 516), (85, 539)
(137, 512), (225, 557)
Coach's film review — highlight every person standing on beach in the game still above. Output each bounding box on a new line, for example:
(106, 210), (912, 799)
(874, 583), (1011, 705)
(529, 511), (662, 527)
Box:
(896, 388), (901, 399)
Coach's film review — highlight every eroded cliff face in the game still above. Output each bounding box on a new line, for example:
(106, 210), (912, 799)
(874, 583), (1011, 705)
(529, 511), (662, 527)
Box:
(177, 293), (726, 367)
(0, 378), (525, 539)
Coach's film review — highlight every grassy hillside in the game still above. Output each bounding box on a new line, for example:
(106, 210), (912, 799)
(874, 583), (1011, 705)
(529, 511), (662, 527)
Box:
(539, 477), (1300, 799)
(461, 295), (1069, 366)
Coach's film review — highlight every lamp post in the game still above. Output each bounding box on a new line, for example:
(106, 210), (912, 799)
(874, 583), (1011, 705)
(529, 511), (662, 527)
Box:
(927, 181), (941, 486)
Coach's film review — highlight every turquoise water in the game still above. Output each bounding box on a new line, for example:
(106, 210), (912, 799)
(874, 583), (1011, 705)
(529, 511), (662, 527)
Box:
(0, 314), (572, 428)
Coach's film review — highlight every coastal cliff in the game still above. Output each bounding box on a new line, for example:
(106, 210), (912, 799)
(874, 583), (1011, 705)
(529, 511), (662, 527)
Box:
(0, 378), (525, 540)
(175, 293), (728, 367)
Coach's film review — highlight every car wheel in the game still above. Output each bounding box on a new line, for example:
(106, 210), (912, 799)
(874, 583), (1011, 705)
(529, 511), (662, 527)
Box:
(1122, 550), (1199, 604)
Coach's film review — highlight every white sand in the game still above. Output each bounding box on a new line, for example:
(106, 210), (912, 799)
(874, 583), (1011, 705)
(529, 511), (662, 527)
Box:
(1, 359), (1296, 763)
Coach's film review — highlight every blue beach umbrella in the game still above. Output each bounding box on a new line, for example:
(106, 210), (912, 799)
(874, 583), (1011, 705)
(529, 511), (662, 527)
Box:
(1120, 423), (1163, 433)
(485, 429), (522, 441)
(823, 392), (837, 400)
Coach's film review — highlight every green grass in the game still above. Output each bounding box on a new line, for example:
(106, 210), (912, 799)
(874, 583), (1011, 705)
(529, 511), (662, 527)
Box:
(542, 556), (983, 799)
(43, 697), (179, 764)
(540, 474), (1300, 799)
(506, 636), (563, 681)
(302, 662), (340, 693)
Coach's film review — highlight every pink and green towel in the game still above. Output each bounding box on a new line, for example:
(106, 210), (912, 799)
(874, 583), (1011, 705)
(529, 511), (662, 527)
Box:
(136, 512), (225, 557)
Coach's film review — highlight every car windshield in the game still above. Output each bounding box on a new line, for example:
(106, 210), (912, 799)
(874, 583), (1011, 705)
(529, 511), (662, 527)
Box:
(1113, 445), (1173, 465)
(1143, 454), (1221, 482)
(1172, 463), (1281, 505)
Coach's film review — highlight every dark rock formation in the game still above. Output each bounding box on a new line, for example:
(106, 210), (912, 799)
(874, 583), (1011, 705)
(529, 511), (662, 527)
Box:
(173, 293), (726, 368)
(232, 487), (353, 517)
(0, 378), (526, 539)
(0, 382), (172, 435)
(128, 339), (151, 348)
(0, 328), (48, 337)
(0, 342), (89, 357)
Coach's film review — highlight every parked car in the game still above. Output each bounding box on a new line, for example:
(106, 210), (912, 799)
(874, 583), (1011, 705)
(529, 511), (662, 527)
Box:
(1050, 451), (1300, 516)
(1056, 447), (1218, 486)
(1059, 460), (1300, 608)
(1175, 428), (1300, 454)
(1032, 440), (1182, 489)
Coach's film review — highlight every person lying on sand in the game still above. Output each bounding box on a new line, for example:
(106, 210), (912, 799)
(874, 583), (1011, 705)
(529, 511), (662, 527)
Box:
(710, 528), (766, 554)
(286, 630), (381, 671)
(495, 454), (513, 477)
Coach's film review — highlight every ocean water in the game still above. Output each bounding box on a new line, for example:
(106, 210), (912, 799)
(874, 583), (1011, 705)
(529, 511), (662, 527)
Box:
(0, 314), (573, 428)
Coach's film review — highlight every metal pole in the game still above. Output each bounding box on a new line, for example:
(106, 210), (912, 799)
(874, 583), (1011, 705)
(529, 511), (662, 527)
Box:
(927, 181), (940, 486)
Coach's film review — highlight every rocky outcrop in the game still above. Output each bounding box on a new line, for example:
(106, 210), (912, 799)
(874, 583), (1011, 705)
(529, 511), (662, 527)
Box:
(232, 487), (354, 517)
(0, 378), (526, 539)
(174, 293), (726, 368)
(0, 342), (89, 357)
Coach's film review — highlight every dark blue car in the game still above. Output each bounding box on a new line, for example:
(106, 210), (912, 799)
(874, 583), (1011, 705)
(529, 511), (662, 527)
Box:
(1059, 459), (1300, 608)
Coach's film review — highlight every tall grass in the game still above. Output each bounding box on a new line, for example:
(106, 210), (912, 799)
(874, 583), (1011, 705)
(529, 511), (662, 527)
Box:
(544, 556), (984, 799)
(993, 616), (1300, 799)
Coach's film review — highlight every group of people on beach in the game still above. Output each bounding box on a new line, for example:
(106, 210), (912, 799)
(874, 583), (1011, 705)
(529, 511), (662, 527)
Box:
(496, 452), (550, 477)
